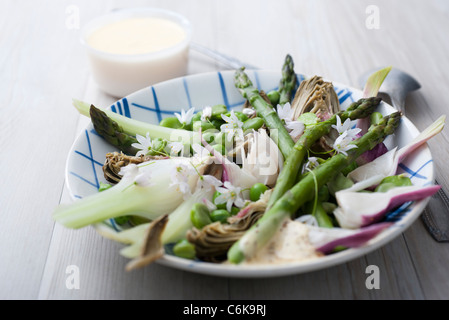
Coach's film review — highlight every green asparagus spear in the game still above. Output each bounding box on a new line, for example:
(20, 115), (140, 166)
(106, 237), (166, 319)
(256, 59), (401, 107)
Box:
(90, 105), (139, 155)
(278, 54), (297, 106)
(267, 97), (382, 209)
(228, 112), (401, 263)
(73, 99), (196, 144)
(234, 68), (295, 159)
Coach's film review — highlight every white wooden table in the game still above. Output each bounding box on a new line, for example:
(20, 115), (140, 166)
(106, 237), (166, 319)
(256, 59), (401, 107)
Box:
(2, 0), (449, 300)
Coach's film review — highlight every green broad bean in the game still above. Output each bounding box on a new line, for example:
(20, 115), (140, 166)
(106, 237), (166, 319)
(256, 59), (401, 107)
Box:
(213, 191), (227, 210)
(225, 111), (248, 122)
(191, 112), (202, 123)
(250, 183), (268, 201)
(202, 131), (216, 144)
(192, 120), (216, 132)
(375, 175), (412, 193)
(214, 132), (226, 146)
(230, 207), (241, 216)
(159, 117), (182, 129)
(211, 119), (224, 130)
(211, 104), (229, 120)
(210, 209), (231, 223)
(190, 203), (212, 229)
(173, 239), (196, 260)
(243, 117), (264, 131)
(267, 90), (280, 106)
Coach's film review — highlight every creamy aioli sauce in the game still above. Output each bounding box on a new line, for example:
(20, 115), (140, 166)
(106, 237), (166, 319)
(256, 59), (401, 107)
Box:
(242, 220), (322, 265)
(87, 17), (186, 55)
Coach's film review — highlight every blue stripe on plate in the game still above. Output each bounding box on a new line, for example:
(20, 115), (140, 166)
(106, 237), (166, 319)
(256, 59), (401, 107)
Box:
(117, 101), (123, 115)
(339, 91), (353, 104)
(85, 130), (100, 189)
(89, 129), (102, 138)
(111, 104), (117, 113)
(399, 159), (433, 180)
(69, 171), (99, 189)
(74, 150), (104, 167)
(385, 201), (412, 222)
(122, 98), (131, 118)
(109, 219), (120, 232)
(228, 101), (246, 110)
(218, 72), (230, 108)
(132, 103), (178, 115)
(183, 78), (193, 109)
(151, 87), (163, 123)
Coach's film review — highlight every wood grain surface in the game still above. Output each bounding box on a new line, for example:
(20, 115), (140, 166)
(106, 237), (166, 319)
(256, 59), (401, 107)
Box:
(1, 0), (448, 300)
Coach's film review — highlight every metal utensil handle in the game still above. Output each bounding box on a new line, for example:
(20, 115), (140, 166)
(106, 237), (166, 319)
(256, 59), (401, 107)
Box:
(421, 179), (449, 242)
(190, 42), (259, 70)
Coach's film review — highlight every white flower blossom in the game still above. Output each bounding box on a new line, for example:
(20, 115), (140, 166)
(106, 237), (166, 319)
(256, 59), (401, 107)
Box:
(119, 163), (152, 188)
(170, 163), (193, 199)
(242, 108), (256, 117)
(175, 107), (195, 126)
(285, 121), (305, 141)
(302, 157), (320, 174)
(277, 103), (294, 123)
(196, 175), (223, 192)
(220, 111), (244, 142)
(214, 181), (245, 212)
(192, 143), (210, 158)
(201, 106), (212, 121)
(332, 115), (361, 139)
(167, 141), (184, 156)
(333, 131), (358, 156)
(131, 133), (153, 157)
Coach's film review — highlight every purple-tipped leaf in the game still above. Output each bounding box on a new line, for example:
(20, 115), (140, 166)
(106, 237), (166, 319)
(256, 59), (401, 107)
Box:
(396, 115), (446, 164)
(334, 185), (440, 229)
(349, 116), (446, 183)
(309, 222), (393, 254)
(362, 67), (392, 99)
(356, 67), (393, 135)
(356, 141), (389, 166)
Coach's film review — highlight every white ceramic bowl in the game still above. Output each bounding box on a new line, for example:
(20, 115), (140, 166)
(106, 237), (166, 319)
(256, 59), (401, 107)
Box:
(81, 8), (192, 98)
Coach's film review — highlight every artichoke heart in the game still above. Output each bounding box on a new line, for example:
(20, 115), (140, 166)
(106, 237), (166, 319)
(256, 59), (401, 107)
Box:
(291, 76), (340, 121)
(103, 152), (168, 184)
(187, 190), (272, 262)
(186, 211), (263, 263)
(291, 76), (341, 155)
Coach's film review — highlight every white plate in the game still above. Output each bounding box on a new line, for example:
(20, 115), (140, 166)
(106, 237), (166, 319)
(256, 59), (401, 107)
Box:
(65, 70), (434, 278)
